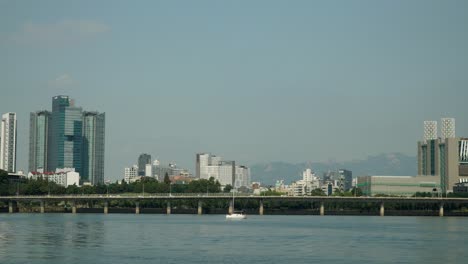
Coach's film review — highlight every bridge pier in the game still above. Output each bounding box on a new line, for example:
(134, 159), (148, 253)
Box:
(320, 202), (325, 216)
(380, 202), (385, 217)
(104, 201), (109, 214)
(135, 202), (140, 214)
(198, 200), (202, 215)
(8, 201), (15, 213)
(71, 201), (77, 214)
(166, 201), (171, 215)
(228, 200), (233, 214)
(40, 200), (45, 213)
(259, 199), (264, 215)
(439, 203), (444, 217)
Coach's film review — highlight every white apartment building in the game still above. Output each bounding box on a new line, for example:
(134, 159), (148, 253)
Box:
(124, 165), (138, 183)
(28, 168), (80, 187)
(0, 112), (17, 173)
(288, 168), (320, 196)
(234, 166), (251, 189)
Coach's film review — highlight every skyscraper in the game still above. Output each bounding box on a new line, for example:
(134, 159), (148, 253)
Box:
(0, 112), (17, 172)
(29, 111), (50, 172)
(138, 153), (152, 176)
(82, 112), (106, 185)
(48, 95), (83, 173)
(29, 96), (106, 185)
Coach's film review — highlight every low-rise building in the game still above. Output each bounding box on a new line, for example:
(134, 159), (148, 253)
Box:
(357, 175), (441, 197)
(28, 168), (80, 187)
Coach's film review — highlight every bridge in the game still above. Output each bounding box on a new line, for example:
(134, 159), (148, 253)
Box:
(1, 194), (468, 216)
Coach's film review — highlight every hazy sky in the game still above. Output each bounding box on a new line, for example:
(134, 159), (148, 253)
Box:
(1, 0), (467, 181)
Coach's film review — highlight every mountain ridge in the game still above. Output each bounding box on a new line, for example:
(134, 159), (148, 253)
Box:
(250, 153), (417, 185)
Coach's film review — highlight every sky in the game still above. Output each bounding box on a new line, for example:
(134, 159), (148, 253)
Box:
(1, 0), (467, 181)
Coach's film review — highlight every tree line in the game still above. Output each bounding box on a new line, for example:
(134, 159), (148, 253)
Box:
(0, 169), (228, 196)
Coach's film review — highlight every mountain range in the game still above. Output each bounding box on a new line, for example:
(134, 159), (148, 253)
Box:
(249, 153), (417, 186)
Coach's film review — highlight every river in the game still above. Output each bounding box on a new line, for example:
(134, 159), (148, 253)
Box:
(0, 214), (467, 263)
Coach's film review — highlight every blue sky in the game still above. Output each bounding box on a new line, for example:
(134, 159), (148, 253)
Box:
(1, 0), (467, 180)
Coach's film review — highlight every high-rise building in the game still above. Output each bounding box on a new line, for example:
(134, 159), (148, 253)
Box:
(137, 153), (152, 176)
(48, 95), (83, 173)
(418, 118), (468, 192)
(29, 96), (105, 185)
(0, 112), (17, 172)
(82, 112), (106, 185)
(29, 111), (50, 172)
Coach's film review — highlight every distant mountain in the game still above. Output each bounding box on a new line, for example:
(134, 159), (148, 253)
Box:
(250, 153), (417, 186)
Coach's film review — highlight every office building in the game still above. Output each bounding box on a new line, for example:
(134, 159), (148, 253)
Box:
(138, 153), (151, 176)
(417, 118), (468, 192)
(82, 112), (105, 185)
(29, 111), (50, 172)
(0, 112), (17, 172)
(196, 153), (250, 188)
(48, 95), (83, 173)
(29, 96), (105, 185)
(339, 169), (353, 191)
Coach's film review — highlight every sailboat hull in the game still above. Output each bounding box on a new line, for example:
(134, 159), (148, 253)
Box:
(226, 213), (247, 220)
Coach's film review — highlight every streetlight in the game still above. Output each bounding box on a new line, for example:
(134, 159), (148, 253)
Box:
(169, 182), (172, 197)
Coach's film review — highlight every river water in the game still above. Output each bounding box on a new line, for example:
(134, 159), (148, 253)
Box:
(0, 214), (467, 264)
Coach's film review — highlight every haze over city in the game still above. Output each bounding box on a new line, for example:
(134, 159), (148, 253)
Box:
(1, 0), (467, 181)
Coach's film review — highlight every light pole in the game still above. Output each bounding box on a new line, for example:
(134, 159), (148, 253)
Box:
(169, 182), (172, 197)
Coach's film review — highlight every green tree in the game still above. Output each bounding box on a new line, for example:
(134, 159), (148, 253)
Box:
(310, 188), (326, 196)
(164, 173), (170, 185)
(223, 184), (233, 193)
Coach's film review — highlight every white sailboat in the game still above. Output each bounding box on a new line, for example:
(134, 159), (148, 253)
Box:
(226, 192), (246, 220)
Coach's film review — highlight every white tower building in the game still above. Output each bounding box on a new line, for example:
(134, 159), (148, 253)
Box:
(423, 121), (438, 141)
(441, 118), (456, 139)
(0, 112), (17, 172)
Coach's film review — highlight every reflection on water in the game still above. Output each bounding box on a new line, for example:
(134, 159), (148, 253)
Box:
(0, 214), (467, 264)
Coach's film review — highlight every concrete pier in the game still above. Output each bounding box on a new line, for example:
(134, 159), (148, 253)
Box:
(40, 201), (45, 213)
(228, 200), (233, 214)
(135, 202), (140, 214)
(166, 201), (171, 215)
(197, 200), (202, 215)
(320, 202), (325, 216)
(8, 201), (14, 213)
(380, 202), (385, 217)
(259, 200), (264, 215)
(439, 203), (444, 217)
(104, 201), (108, 214)
(71, 201), (77, 214)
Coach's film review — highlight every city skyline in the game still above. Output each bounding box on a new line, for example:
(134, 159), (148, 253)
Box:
(1, 1), (467, 181)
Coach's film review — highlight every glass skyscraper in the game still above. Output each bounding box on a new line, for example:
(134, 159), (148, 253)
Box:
(29, 96), (105, 185)
(48, 95), (83, 173)
(82, 112), (105, 185)
(29, 111), (50, 172)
